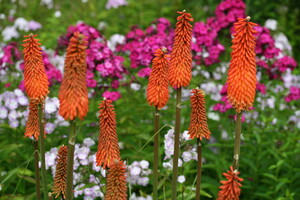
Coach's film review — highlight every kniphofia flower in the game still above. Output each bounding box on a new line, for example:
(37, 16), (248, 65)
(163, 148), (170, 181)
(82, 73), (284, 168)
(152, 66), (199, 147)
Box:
(146, 47), (170, 109)
(188, 88), (211, 140)
(58, 32), (89, 120)
(227, 16), (257, 113)
(96, 99), (120, 169)
(169, 10), (193, 88)
(217, 166), (244, 200)
(52, 145), (68, 199)
(22, 34), (49, 101)
(24, 101), (40, 140)
(105, 160), (127, 200)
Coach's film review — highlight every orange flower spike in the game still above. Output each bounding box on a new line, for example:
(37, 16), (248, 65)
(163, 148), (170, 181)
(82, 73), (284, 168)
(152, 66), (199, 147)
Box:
(105, 160), (127, 200)
(96, 99), (120, 169)
(188, 88), (211, 140)
(217, 166), (244, 200)
(52, 145), (68, 199)
(24, 101), (40, 140)
(227, 16), (258, 113)
(58, 32), (89, 120)
(169, 10), (194, 88)
(146, 47), (170, 109)
(22, 34), (49, 101)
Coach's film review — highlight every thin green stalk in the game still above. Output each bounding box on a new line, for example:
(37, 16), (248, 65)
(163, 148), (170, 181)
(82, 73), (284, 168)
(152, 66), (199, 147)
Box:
(233, 112), (242, 170)
(171, 87), (182, 200)
(195, 139), (202, 200)
(33, 140), (41, 200)
(66, 120), (77, 200)
(38, 103), (48, 200)
(153, 107), (160, 200)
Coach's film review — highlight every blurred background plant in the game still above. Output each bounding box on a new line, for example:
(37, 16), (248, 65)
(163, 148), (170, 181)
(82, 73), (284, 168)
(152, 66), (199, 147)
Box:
(0, 0), (299, 199)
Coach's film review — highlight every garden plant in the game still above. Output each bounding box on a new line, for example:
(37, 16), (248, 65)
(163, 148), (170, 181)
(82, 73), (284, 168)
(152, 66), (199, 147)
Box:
(0, 0), (299, 200)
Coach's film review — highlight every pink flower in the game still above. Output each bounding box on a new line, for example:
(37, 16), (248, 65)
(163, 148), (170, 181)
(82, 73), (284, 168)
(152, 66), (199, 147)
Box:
(102, 91), (122, 101)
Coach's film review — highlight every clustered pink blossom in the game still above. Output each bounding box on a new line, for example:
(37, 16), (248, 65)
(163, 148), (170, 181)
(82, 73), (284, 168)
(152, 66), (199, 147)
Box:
(58, 23), (126, 90)
(0, 42), (22, 69)
(285, 86), (300, 102)
(119, 18), (174, 77)
(102, 91), (121, 101)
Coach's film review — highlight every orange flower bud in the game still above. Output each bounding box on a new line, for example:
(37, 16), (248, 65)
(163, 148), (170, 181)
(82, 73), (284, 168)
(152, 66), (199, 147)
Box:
(96, 99), (120, 169)
(217, 166), (244, 200)
(227, 17), (257, 113)
(52, 145), (68, 199)
(188, 88), (211, 140)
(22, 34), (49, 101)
(105, 160), (127, 200)
(58, 32), (89, 120)
(169, 10), (193, 88)
(146, 48), (170, 109)
(24, 100), (44, 140)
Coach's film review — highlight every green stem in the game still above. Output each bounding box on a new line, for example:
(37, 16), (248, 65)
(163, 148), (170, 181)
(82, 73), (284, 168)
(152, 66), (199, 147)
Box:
(66, 120), (77, 200)
(171, 87), (182, 200)
(38, 103), (48, 200)
(33, 140), (41, 200)
(195, 139), (202, 200)
(153, 107), (160, 200)
(233, 112), (242, 170)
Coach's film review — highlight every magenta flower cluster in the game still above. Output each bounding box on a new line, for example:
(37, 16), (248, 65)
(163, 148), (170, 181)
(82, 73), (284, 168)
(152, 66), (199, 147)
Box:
(119, 18), (174, 76)
(0, 42), (22, 69)
(57, 23), (125, 99)
(285, 86), (300, 102)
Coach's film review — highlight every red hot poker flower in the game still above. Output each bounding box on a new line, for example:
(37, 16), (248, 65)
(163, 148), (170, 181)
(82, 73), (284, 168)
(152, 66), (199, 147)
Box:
(188, 88), (211, 140)
(227, 17), (257, 113)
(24, 100), (45, 140)
(96, 99), (120, 169)
(146, 48), (170, 109)
(52, 145), (68, 199)
(217, 166), (244, 200)
(22, 34), (49, 101)
(105, 160), (127, 200)
(169, 10), (193, 88)
(58, 32), (89, 120)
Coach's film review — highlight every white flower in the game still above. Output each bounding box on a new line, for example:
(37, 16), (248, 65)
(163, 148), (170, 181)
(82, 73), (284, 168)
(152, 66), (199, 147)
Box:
(181, 130), (190, 141)
(274, 33), (292, 54)
(83, 138), (95, 147)
(207, 112), (220, 121)
(40, 0), (53, 9)
(107, 34), (126, 51)
(130, 83), (141, 91)
(14, 17), (29, 31)
(177, 175), (186, 183)
(45, 100), (57, 114)
(54, 10), (61, 18)
(105, 0), (128, 9)
(14, 89), (23, 97)
(264, 19), (277, 31)
(139, 160), (149, 169)
(18, 96), (28, 106)
(182, 151), (192, 162)
(2, 26), (19, 41)
(130, 166), (141, 176)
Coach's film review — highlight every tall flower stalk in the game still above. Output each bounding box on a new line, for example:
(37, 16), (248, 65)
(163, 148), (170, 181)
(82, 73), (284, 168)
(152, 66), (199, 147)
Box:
(188, 88), (211, 199)
(58, 32), (89, 200)
(96, 99), (120, 169)
(22, 33), (49, 200)
(226, 16), (257, 170)
(169, 10), (193, 199)
(146, 47), (170, 199)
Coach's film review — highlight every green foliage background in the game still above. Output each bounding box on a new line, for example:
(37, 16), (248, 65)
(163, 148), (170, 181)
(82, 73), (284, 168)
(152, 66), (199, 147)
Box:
(0, 0), (300, 199)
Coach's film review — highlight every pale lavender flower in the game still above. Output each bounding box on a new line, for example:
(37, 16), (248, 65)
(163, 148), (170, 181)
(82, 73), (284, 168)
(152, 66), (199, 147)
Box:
(28, 20), (42, 30)
(130, 83), (141, 91)
(177, 175), (186, 183)
(139, 160), (149, 169)
(45, 122), (55, 134)
(182, 151), (192, 162)
(9, 119), (19, 128)
(84, 188), (93, 196)
(7, 99), (18, 110)
(14, 89), (23, 97)
(74, 184), (85, 198)
(45, 99), (57, 114)
(130, 166), (141, 176)
(18, 96), (28, 106)
(83, 137), (95, 147)
(76, 146), (90, 160)
(14, 17), (29, 31)
(0, 106), (8, 119)
(137, 177), (149, 186)
(8, 110), (17, 121)
(2, 26), (19, 41)
(54, 10), (61, 18)
(105, 0), (128, 9)
(45, 147), (58, 170)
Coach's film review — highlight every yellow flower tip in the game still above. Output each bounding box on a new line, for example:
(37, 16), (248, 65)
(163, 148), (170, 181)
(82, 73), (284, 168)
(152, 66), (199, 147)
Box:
(246, 16), (251, 21)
